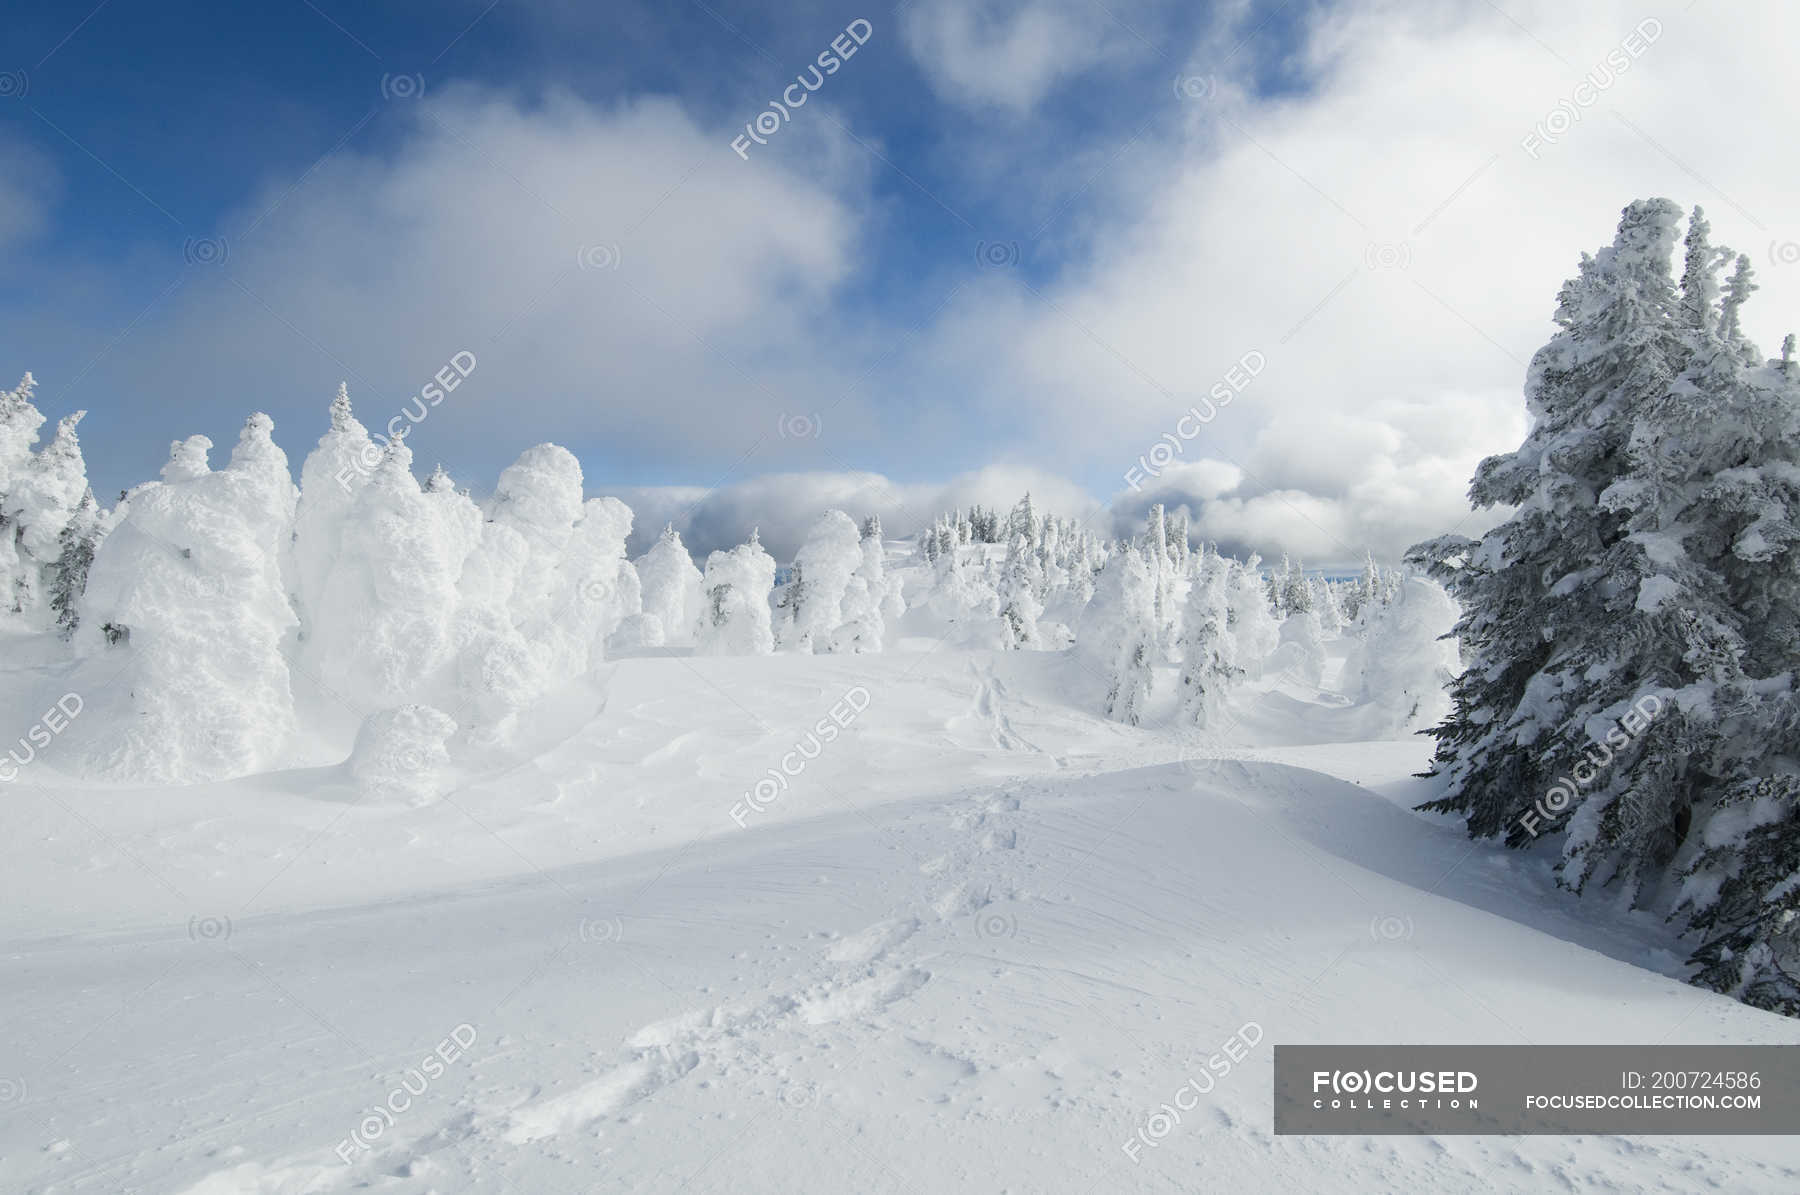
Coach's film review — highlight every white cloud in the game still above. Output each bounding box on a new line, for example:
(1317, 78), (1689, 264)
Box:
(0, 134), (58, 255)
(118, 85), (876, 478)
(910, 0), (1800, 563)
(900, 0), (1132, 113)
(22, 1), (1800, 571)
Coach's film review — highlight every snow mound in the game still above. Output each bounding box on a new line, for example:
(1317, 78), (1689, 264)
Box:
(347, 703), (458, 805)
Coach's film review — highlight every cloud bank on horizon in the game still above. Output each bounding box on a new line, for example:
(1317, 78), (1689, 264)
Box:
(2, 0), (1796, 564)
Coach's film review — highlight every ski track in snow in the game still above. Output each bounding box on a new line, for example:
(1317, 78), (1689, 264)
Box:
(158, 770), (1033, 1192)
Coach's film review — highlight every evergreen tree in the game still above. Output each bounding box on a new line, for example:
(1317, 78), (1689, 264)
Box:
(1142, 505), (1183, 662)
(695, 529), (777, 656)
(1228, 553), (1281, 678)
(1267, 555), (1291, 617)
(777, 510), (861, 653)
(1313, 575), (1345, 636)
(635, 524), (704, 645)
(49, 489), (101, 636)
(1007, 493), (1038, 548)
(1352, 551), (1382, 622)
(1679, 205), (1724, 334)
(312, 439), (461, 707)
(1167, 509), (1190, 565)
(1415, 199), (1693, 845)
(0, 372), (45, 610)
(1412, 198), (1800, 1013)
(997, 533), (1043, 649)
(1145, 504), (1168, 567)
(1281, 557), (1313, 615)
(1177, 549), (1238, 727)
(1083, 545), (1156, 724)
(76, 415), (300, 782)
(4, 409), (92, 620)
(291, 384), (377, 647)
(1719, 253), (1758, 362)
(1037, 515), (1067, 600)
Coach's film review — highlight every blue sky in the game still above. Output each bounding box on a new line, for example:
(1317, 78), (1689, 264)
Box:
(2, 0), (1796, 560)
(2, 0), (1238, 482)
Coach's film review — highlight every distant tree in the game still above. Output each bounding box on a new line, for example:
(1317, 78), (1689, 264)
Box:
(1177, 549), (1238, 726)
(998, 533), (1043, 649)
(1083, 545), (1156, 724)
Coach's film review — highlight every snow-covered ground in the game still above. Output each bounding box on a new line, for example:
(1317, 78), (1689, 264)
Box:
(4, 639), (1797, 1193)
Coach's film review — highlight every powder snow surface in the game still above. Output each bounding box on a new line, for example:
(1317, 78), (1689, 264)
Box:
(2, 642), (1796, 1192)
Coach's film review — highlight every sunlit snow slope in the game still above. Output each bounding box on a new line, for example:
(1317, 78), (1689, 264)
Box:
(2, 647), (1796, 1193)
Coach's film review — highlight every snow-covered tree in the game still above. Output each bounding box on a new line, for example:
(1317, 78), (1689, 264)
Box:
(0, 409), (92, 621)
(832, 573), (884, 653)
(449, 514), (542, 735)
(1082, 545), (1156, 724)
(1140, 505), (1183, 658)
(695, 530), (777, 655)
(0, 372), (42, 480)
(858, 514), (904, 622)
(49, 489), (101, 636)
(308, 440), (464, 710)
(1415, 199), (1697, 847)
(1227, 553), (1281, 679)
(0, 377), (98, 628)
(1007, 493), (1038, 548)
(0, 373), (46, 611)
(1343, 577), (1461, 737)
(1177, 549), (1238, 726)
(776, 510), (862, 653)
(1313, 576), (1346, 636)
(1281, 557), (1313, 616)
(552, 496), (641, 670)
(1344, 552), (1385, 623)
(1679, 205), (1724, 335)
(1166, 509), (1190, 566)
(635, 524), (703, 647)
(1719, 253), (1758, 363)
(290, 385), (379, 647)
(997, 533), (1044, 649)
(487, 443), (586, 632)
(925, 531), (997, 631)
(1266, 555), (1290, 617)
(75, 415), (300, 782)
(1272, 605), (1326, 686)
(1412, 198), (1800, 1013)
(1037, 516), (1068, 600)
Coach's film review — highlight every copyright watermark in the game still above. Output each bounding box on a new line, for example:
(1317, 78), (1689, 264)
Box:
(1521, 19), (1661, 159)
(334, 351), (476, 491)
(0, 693), (83, 783)
(729, 685), (871, 827)
(1123, 350), (1264, 491)
(1121, 1022), (1263, 1162)
(334, 1023), (477, 1163)
(731, 19), (873, 159)
(1519, 693), (1663, 837)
